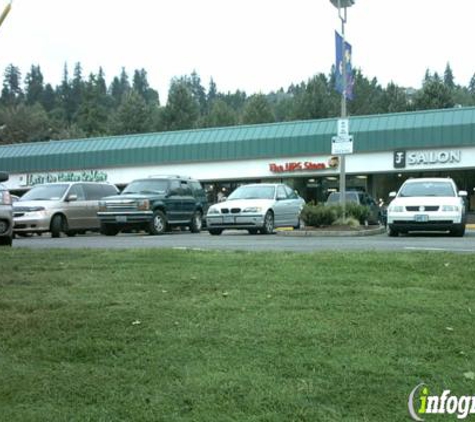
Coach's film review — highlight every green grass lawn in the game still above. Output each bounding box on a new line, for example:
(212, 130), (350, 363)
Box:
(1, 248), (475, 421)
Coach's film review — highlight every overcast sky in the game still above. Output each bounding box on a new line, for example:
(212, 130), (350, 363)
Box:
(0, 0), (474, 102)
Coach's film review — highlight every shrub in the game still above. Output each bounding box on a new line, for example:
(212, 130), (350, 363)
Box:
(345, 203), (371, 224)
(301, 203), (337, 227)
(301, 202), (370, 227)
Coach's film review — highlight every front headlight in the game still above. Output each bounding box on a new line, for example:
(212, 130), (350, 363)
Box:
(389, 205), (404, 213)
(242, 206), (262, 213)
(27, 206), (45, 212)
(441, 205), (459, 212)
(137, 199), (150, 211)
(207, 207), (220, 215)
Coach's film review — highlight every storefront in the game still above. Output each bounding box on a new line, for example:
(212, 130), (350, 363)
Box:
(1, 107), (475, 209)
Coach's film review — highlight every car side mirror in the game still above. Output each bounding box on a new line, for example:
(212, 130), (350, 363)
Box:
(389, 191), (397, 198)
(458, 190), (467, 197)
(0, 171), (8, 182)
(66, 194), (78, 202)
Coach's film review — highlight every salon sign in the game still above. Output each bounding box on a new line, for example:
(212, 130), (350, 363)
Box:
(394, 149), (462, 169)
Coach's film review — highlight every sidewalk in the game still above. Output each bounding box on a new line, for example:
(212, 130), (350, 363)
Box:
(467, 212), (475, 229)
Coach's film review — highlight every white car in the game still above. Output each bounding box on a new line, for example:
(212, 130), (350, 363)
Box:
(387, 178), (467, 237)
(206, 183), (305, 235)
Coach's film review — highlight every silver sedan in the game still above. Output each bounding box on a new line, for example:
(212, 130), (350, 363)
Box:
(206, 183), (305, 235)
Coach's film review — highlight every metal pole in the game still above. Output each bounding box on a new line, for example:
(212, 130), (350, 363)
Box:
(0, 1), (12, 30)
(337, 0), (347, 218)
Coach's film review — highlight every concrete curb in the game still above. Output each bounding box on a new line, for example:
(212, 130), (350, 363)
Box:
(276, 226), (386, 237)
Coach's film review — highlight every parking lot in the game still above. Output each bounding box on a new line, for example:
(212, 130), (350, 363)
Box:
(11, 228), (475, 253)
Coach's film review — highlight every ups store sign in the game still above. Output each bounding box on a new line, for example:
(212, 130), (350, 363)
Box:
(393, 150), (461, 169)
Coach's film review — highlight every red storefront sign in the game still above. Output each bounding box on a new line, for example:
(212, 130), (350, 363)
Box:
(269, 157), (339, 173)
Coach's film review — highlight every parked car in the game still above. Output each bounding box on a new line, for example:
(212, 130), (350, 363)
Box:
(386, 177), (467, 237)
(0, 172), (13, 246)
(13, 182), (119, 238)
(206, 183), (305, 235)
(325, 190), (381, 224)
(97, 175), (208, 235)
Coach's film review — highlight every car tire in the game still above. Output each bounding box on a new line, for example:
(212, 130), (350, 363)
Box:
(248, 228), (259, 234)
(189, 210), (203, 233)
(148, 210), (167, 235)
(387, 225), (399, 237)
(50, 215), (66, 238)
(450, 224), (465, 237)
(65, 230), (77, 237)
(100, 223), (119, 236)
(208, 228), (223, 236)
(293, 217), (304, 230)
(260, 211), (274, 235)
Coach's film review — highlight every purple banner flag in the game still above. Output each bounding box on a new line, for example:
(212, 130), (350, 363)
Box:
(335, 31), (354, 100)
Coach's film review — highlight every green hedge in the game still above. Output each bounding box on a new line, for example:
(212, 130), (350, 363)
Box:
(301, 203), (370, 227)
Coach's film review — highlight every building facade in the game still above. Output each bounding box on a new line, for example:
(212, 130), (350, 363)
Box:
(1, 107), (475, 209)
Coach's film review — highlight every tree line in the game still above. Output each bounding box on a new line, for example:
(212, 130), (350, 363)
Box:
(0, 62), (474, 145)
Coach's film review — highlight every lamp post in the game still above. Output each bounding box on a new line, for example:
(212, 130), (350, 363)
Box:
(330, 0), (354, 217)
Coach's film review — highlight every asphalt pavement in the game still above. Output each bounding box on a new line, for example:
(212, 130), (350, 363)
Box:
(10, 228), (475, 254)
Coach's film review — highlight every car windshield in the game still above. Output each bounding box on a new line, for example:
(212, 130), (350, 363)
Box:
(326, 192), (359, 204)
(228, 185), (276, 200)
(122, 180), (168, 195)
(398, 181), (456, 197)
(20, 184), (69, 201)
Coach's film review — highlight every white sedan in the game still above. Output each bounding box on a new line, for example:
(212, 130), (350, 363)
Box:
(206, 183), (305, 235)
(387, 177), (467, 237)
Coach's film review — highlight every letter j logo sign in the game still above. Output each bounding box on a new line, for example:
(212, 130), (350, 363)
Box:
(394, 150), (406, 168)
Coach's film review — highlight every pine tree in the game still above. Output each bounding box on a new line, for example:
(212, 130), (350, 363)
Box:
(241, 93), (275, 124)
(132, 68), (159, 105)
(201, 99), (237, 127)
(75, 73), (108, 136)
(161, 79), (199, 131)
(109, 90), (152, 135)
(24, 65), (45, 106)
(1, 64), (23, 106)
(413, 79), (455, 110)
(443, 63), (455, 90)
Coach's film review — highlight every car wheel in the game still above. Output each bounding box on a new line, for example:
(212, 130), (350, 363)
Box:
(260, 211), (274, 235)
(208, 228), (223, 236)
(450, 224), (465, 237)
(387, 225), (399, 237)
(100, 223), (119, 236)
(148, 210), (167, 235)
(189, 210), (203, 233)
(247, 228), (259, 234)
(293, 217), (304, 230)
(65, 230), (77, 237)
(50, 215), (66, 238)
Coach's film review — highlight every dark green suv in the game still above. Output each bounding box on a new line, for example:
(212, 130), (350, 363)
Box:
(97, 176), (208, 236)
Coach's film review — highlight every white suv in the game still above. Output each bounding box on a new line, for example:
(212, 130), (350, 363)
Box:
(387, 178), (467, 237)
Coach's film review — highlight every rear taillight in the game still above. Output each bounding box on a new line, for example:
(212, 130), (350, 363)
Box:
(1, 191), (11, 205)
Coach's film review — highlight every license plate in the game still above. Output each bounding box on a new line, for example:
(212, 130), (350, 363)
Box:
(415, 214), (429, 223)
(116, 216), (127, 223)
(223, 216), (234, 224)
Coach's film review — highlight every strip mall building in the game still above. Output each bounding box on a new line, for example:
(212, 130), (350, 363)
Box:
(1, 107), (475, 210)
